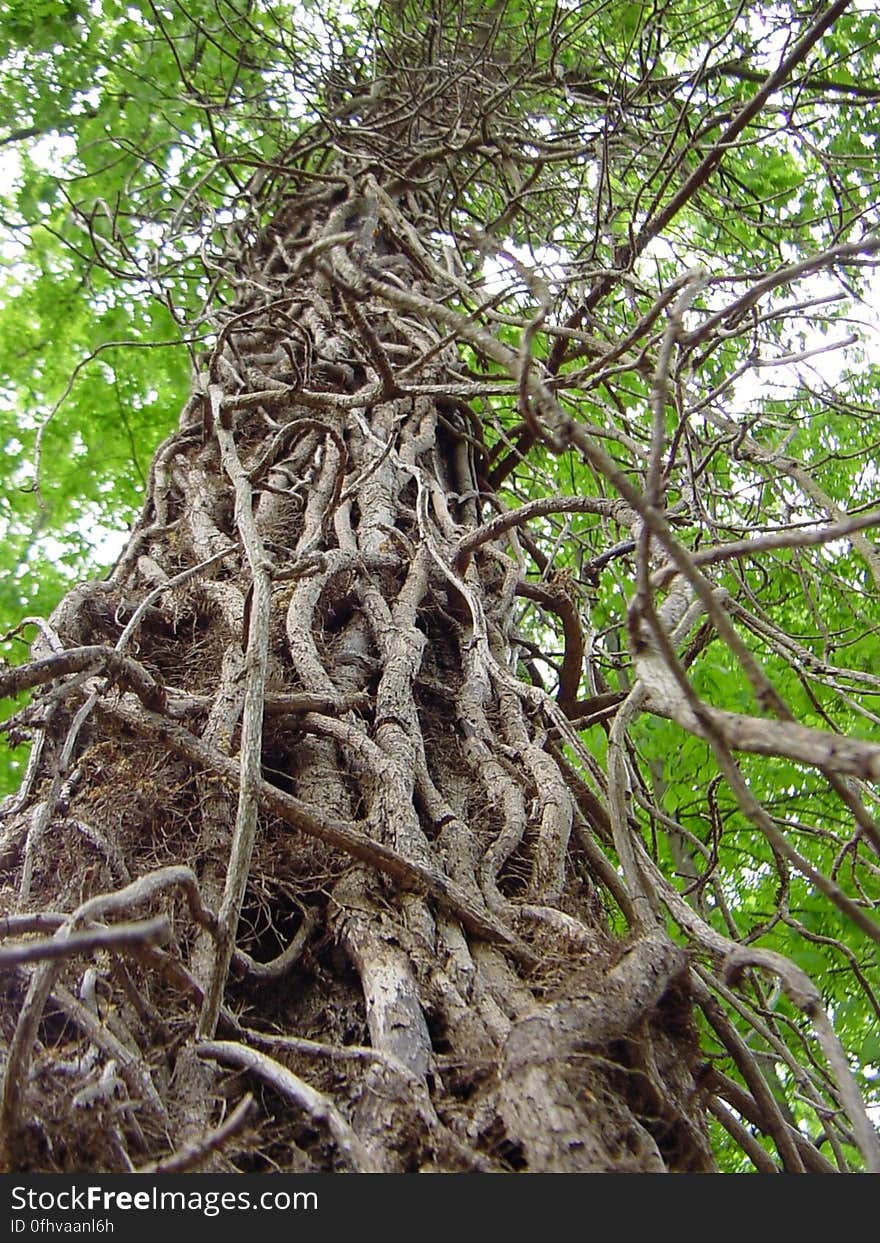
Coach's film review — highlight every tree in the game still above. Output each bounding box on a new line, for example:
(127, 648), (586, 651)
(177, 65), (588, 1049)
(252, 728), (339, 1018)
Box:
(0, 0), (878, 1174)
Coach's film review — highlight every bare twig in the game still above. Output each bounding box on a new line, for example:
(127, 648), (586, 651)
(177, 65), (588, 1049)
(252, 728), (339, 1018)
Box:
(724, 945), (880, 1173)
(0, 916), (170, 968)
(196, 1040), (379, 1172)
(138, 1094), (256, 1173)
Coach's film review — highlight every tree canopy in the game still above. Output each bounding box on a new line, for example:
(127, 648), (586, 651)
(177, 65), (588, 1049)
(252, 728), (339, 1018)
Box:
(0, 0), (879, 1173)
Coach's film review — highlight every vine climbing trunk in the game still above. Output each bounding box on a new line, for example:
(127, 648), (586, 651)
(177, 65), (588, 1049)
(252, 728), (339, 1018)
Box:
(0, 134), (714, 1172)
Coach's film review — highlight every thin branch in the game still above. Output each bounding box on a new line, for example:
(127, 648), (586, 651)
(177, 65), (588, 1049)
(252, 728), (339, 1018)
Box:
(196, 1040), (379, 1172)
(0, 916), (170, 968)
(138, 1094), (256, 1174)
(0, 867), (218, 1139)
(724, 945), (880, 1173)
(199, 408), (276, 1038)
(638, 0), (858, 254)
(0, 646), (167, 713)
(454, 495), (631, 570)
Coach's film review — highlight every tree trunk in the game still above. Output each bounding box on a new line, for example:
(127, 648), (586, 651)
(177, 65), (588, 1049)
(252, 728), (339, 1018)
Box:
(0, 145), (716, 1172)
(8, 6), (878, 1175)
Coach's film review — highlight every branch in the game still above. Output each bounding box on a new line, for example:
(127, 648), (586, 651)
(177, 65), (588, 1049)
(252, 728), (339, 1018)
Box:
(546, 0), (859, 373)
(0, 867), (219, 1139)
(138, 1094), (256, 1174)
(0, 916), (170, 968)
(682, 235), (880, 350)
(638, 0), (857, 253)
(199, 412), (276, 1037)
(0, 645), (167, 713)
(233, 905), (317, 980)
(196, 1041), (378, 1172)
(724, 946), (880, 1173)
(707, 1097), (781, 1173)
(706, 1068), (835, 1173)
(707, 59), (880, 100)
(693, 975), (807, 1171)
(631, 596), (880, 941)
(685, 509), (880, 575)
(453, 494), (631, 571)
(515, 579), (585, 712)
